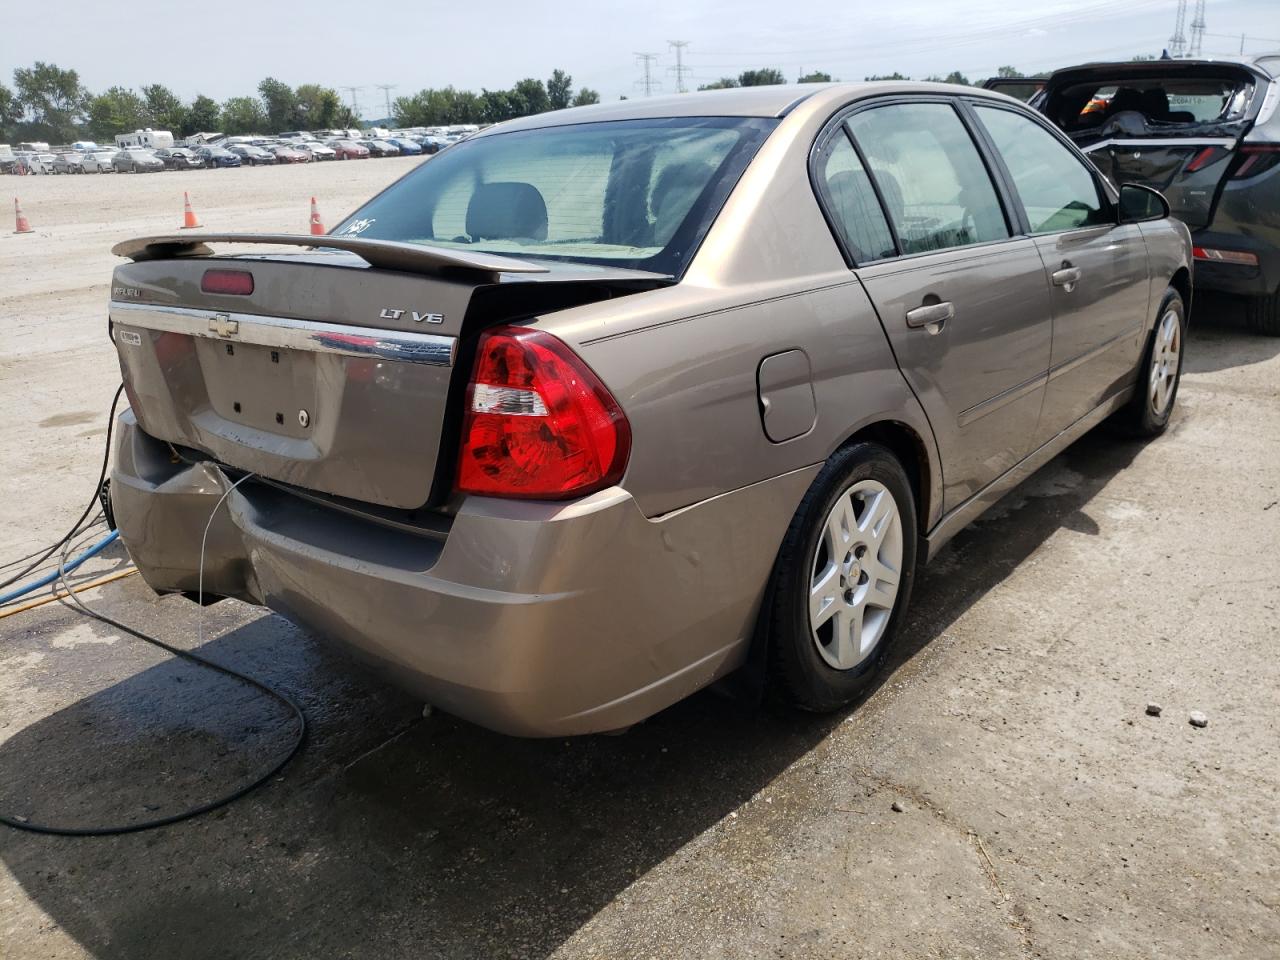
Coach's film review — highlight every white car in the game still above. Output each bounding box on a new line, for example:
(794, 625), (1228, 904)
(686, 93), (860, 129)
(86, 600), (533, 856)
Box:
(21, 153), (57, 174)
(298, 141), (337, 161)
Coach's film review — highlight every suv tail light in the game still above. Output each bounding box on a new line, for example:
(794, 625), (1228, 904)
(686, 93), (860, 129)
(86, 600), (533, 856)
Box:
(1231, 144), (1280, 181)
(457, 325), (630, 500)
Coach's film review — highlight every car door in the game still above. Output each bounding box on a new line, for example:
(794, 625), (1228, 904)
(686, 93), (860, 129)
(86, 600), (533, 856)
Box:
(822, 98), (1054, 511)
(970, 102), (1150, 441)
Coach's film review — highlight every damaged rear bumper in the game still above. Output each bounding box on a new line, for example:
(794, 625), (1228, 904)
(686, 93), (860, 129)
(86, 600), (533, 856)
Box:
(111, 411), (815, 736)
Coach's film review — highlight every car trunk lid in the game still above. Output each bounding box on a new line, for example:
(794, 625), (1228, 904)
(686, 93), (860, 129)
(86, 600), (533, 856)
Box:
(110, 234), (670, 510)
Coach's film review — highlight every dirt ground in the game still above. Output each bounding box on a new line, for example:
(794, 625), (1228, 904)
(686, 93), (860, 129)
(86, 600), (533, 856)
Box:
(1, 162), (1278, 960)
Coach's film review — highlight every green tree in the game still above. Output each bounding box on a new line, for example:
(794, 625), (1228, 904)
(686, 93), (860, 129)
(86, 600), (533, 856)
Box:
(865, 71), (910, 81)
(333, 104), (358, 129)
(738, 68), (785, 86)
(86, 86), (149, 139)
(295, 83), (342, 129)
(13, 61), (87, 141)
(0, 83), (20, 139)
(258, 77), (297, 131)
(571, 88), (600, 106)
(547, 69), (574, 110)
(924, 70), (972, 85)
(698, 77), (739, 90)
(483, 88), (522, 123)
(183, 94), (221, 134)
(996, 65), (1025, 78)
(140, 84), (186, 133)
(221, 96), (268, 134)
(797, 71), (833, 83)
(511, 78), (550, 115)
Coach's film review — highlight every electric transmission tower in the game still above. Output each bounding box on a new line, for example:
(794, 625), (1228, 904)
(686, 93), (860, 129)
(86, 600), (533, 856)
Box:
(1169, 0), (1188, 57)
(376, 84), (398, 122)
(341, 86), (364, 118)
(668, 41), (692, 93)
(635, 53), (661, 97)
(1188, 0), (1207, 57)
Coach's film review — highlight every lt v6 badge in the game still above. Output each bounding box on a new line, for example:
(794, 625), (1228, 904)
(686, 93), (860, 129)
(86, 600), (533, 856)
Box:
(380, 308), (444, 324)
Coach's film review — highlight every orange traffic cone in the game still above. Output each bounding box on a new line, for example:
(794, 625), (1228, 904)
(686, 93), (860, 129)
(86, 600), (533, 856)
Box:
(13, 198), (33, 234)
(309, 197), (325, 236)
(180, 192), (202, 229)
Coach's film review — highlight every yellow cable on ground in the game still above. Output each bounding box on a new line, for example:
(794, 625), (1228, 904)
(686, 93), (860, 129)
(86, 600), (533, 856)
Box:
(0, 568), (137, 620)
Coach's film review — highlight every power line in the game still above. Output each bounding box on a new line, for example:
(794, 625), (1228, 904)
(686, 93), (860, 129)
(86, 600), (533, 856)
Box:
(634, 52), (661, 97)
(340, 86), (363, 118)
(668, 41), (692, 94)
(1188, 0), (1207, 58)
(1169, 0), (1188, 57)
(375, 84), (398, 121)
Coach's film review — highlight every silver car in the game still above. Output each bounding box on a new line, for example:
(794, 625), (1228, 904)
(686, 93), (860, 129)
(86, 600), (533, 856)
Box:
(107, 83), (1191, 735)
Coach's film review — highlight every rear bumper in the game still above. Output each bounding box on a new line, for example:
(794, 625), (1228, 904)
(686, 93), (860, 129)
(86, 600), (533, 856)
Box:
(1191, 227), (1280, 297)
(111, 413), (814, 736)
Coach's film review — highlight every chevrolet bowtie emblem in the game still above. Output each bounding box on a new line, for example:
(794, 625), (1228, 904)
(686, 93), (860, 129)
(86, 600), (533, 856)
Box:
(209, 314), (239, 338)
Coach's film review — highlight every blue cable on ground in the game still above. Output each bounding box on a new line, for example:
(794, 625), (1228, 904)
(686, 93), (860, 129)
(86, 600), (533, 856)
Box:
(0, 530), (120, 606)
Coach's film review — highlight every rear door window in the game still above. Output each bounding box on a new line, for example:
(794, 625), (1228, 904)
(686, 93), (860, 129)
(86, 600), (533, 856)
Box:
(974, 105), (1109, 234)
(846, 102), (1010, 255)
(814, 130), (897, 262)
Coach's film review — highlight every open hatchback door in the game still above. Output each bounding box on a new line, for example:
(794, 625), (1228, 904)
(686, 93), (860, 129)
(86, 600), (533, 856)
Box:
(1035, 59), (1277, 229)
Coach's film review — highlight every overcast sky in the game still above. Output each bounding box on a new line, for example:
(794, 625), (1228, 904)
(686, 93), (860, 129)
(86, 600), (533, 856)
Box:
(5, 0), (1278, 114)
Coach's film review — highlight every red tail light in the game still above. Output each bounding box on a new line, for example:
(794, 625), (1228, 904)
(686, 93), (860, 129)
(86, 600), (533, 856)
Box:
(201, 269), (254, 295)
(1231, 144), (1280, 181)
(1185, 146), (1224, 173)
(457, 326), (630, 499)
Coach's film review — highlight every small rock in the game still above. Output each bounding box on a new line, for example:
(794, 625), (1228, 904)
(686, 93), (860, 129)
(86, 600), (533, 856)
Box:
(1145, 703), (1163, 717)
(1188, 711), (1209, 728)
(891, 800), (905, 813)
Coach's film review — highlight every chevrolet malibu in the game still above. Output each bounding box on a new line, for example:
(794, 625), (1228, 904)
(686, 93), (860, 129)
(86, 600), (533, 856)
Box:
(107, 83), (1192, 736)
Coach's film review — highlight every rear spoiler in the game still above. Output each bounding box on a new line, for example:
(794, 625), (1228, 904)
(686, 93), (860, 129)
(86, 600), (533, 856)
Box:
(111, 233), (550, 280)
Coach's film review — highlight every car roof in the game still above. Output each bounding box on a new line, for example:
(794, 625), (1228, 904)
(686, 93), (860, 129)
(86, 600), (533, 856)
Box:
(473, 81), (1026, 137)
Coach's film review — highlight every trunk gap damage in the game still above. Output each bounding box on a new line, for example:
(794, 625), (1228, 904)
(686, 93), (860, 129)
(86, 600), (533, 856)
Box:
(110, 234), (673, 512)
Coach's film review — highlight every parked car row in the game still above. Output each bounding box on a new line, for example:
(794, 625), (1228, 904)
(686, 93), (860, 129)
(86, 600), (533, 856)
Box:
(3, 132), (447, 175)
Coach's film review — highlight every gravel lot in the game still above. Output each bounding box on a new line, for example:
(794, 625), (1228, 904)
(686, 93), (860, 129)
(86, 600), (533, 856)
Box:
(1, 161), (1278, 959)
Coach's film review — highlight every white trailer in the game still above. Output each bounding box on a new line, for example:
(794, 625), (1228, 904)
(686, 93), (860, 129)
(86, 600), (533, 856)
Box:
(113, 128), (175, 150)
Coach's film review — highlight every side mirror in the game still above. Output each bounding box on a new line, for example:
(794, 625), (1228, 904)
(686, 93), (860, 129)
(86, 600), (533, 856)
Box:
(1117, 183), (1170, 224)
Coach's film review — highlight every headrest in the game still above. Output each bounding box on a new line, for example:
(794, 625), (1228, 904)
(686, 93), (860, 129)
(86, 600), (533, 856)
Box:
(466, 181), (548, 241)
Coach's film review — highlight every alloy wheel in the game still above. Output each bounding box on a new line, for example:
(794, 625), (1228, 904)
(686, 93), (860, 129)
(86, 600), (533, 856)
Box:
(1149, 308), (1181, 416)
(809, 479), (904, 670)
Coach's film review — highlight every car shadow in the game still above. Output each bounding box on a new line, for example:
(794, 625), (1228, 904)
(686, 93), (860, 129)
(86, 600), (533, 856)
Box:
(0, 428), (1150, 959)
(1185, 292), (1280, 374)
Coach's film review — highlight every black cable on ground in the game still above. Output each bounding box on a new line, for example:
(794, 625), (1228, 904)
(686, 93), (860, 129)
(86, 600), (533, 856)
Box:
(0, 388), (308, 836)
(0, 386), (123, 591)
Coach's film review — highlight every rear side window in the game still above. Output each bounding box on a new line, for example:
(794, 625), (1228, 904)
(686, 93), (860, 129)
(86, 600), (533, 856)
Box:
(815, 130), (896, 262)
(847, 102), (1010, 255)
(974, 105), (1108, 234)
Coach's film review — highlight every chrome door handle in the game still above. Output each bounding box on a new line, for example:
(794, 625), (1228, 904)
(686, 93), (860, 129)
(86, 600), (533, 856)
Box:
(905, 301), (954, 334)
(1052, 266), (1082, 289)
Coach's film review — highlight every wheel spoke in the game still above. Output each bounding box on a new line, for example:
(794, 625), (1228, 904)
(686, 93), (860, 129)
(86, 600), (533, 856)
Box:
(810, 564), (840, 628)
(828, 606), (861, 669)
(826, 493), (857, 555)
(859, 489), (894, 542)
(864, 559), (899, 611)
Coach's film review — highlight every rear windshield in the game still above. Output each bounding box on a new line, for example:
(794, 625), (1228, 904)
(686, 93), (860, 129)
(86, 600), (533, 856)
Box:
(333, 117), (778, 276)
(1048, 76), (1254, 139)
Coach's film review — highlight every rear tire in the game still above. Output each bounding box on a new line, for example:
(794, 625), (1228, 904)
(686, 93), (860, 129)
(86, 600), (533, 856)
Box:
(1245, 288), (1280, 337)
(1116, 287), (1185, 438)
(767, 442), (918, 713)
